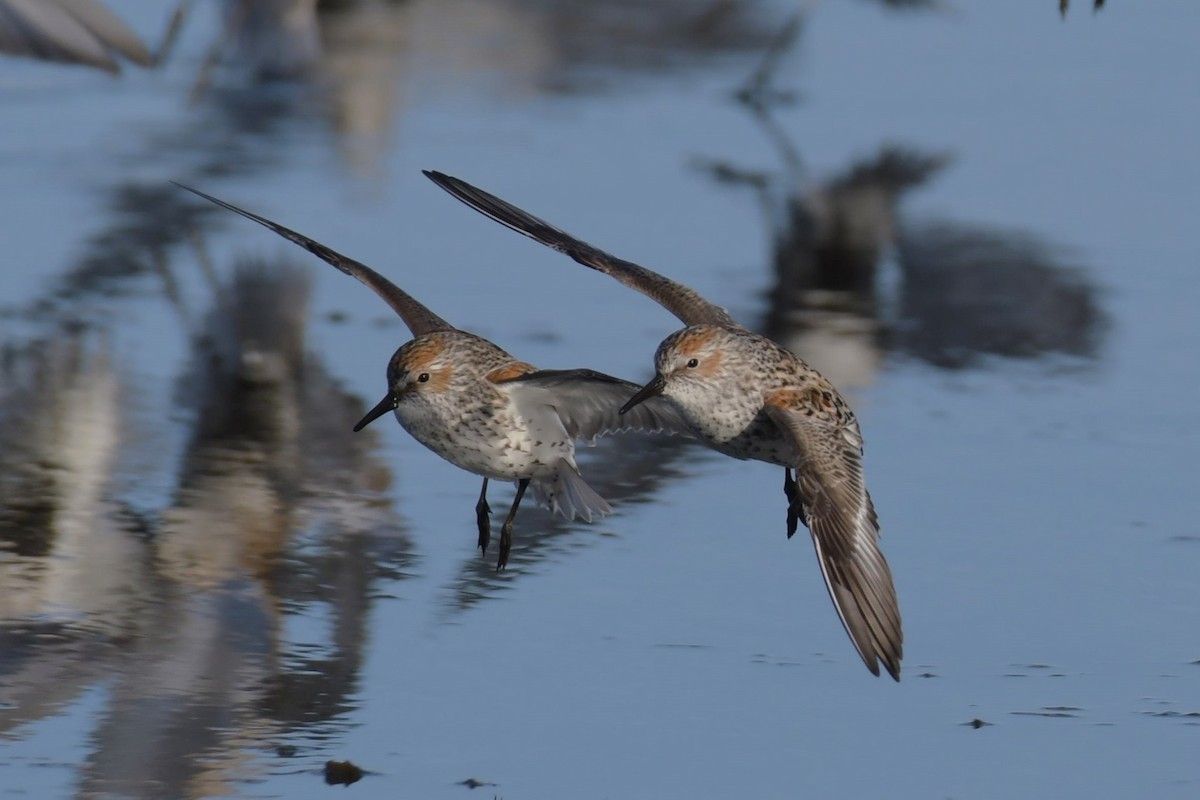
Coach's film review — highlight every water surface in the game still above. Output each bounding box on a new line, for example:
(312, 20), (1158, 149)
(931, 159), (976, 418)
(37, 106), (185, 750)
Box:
(1, 1), (1198, 798)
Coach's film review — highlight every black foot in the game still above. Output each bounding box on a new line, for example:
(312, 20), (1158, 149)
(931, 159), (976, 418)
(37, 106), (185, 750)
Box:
(476, 498), (492, 554)
(476, 478), (492, 554)
(496, 523), (512, 572)
(783, 469), (800, 539)
(495, 478), (529, 572)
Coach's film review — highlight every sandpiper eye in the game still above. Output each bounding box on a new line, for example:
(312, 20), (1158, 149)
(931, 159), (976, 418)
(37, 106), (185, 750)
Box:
(417, 373), (430, 383)
(686, 358), (699, 369)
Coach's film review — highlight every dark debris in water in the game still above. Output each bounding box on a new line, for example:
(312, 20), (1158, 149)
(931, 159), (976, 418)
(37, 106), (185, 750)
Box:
(748, 653), (809, 667)
(458, 777), (498, 789)
(324, 760), (365, 786)
(1004, 663), (1067, 678)
(1011, 706), (1083, 718)
(1059, 0), (1106, 18)
(963, 718), (992, 729)
(654, 642), (714, 650)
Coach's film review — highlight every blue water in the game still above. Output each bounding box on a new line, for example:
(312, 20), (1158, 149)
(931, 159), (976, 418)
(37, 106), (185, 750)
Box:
(1, 1), (1198, 798)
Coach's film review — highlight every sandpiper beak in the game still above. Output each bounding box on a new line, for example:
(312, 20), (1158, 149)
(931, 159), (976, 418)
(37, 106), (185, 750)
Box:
(354, 392), (398, 432)
(619, 373), (667, 415)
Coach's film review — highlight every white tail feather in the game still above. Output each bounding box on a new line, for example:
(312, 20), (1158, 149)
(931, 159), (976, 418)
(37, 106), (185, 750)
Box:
(530, 461), (612, 522)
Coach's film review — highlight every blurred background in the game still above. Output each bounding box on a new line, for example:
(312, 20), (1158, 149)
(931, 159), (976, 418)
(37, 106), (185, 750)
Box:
(0, 1), (1197, 798)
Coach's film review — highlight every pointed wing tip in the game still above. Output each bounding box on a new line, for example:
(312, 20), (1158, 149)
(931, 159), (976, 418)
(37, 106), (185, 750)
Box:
(172, 181), (225, 210)
(423, 169), (453, 189)
(848, 606), (903, 682)
(857, 646), (901, 681)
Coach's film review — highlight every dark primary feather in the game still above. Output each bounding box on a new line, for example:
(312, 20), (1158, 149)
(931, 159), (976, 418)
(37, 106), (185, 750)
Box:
(423, 170), (741, 329)
(501, 369), (694, 443)
(173, 183), (455, 337)
(763, 405), (902, 680)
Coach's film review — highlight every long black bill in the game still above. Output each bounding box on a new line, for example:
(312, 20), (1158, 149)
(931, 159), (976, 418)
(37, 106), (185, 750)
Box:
(354, 393), (397, 432)
(619, 373), (667, 415)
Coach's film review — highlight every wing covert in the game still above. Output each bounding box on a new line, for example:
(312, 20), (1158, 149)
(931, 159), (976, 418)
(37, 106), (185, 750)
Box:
(499, 369), (694, 443)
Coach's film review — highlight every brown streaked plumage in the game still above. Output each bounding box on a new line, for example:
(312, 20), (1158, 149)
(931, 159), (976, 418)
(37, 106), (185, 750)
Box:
(424, 170), (902, 680)
(173, 182), (692, 570)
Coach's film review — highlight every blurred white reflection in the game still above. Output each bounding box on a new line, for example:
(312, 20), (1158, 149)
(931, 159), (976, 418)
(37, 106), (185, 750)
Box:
(1, 256), (410, 797)
(0, 334), (145, 631)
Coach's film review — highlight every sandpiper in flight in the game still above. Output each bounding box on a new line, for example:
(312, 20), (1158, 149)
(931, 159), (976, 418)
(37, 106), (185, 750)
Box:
(175, 183), (691, 570)
(424, 170), (902, 680)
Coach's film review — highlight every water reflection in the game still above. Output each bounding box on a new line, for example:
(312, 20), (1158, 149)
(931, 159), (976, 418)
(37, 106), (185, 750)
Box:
(202, 0), (321, 84)
(2, 0), (789, 323)
(894, 222), (1106, 368)
(700, 15), (1107, 388)
(0, 258), (409, 796)
(0, 334), (140, 628)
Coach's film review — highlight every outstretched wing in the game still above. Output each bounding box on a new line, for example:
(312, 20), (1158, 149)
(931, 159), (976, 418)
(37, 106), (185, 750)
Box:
(763, 403), (903, 681)
(174, 183), (455, 337)
(424, 170), (741, 329)
(499, 368), (694, 443)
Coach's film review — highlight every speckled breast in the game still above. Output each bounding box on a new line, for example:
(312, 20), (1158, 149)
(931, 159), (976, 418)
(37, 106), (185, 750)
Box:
(395, 401), (572, 481)
(691, 409), (795, 467)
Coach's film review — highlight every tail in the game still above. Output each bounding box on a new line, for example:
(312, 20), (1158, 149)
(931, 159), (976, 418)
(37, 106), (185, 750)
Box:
(530, 460), (613, 522)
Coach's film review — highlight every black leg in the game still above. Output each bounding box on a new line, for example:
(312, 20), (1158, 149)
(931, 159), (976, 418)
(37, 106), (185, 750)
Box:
(784, 468), (801, 539)
(496, 478), (530, 571)
(475, 478), (492, 555)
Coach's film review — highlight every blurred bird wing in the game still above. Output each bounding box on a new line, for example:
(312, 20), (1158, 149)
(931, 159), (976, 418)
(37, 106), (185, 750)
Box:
(59, 0), (151, 64)
(424, 171), (741, 329)
(499, 369), (694, 443)
(0, 0), (151, 71)
(174, 183), (456, 337)
(763, 403), (903, 680)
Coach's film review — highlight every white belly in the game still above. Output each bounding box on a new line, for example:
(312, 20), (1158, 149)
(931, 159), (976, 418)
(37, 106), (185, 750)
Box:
(394, 401), (575, 481)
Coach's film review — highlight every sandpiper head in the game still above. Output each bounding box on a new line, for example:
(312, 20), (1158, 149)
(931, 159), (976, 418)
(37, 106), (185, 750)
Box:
(620, 326), (729, 414)
(354, 336), (455, 431)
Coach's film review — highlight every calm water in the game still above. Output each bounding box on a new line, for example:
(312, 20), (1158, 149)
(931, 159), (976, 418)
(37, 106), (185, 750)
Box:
(1, 1), (1198, 798)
